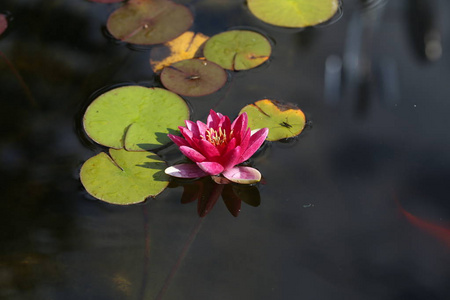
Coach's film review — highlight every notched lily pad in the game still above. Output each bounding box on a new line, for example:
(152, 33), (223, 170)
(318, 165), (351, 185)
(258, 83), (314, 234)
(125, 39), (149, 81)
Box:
(248, 0), (339, 28)
(80, 149), (169, 205)
(150, 31), (209, 72)
(160, 59), (227, 97)
(0, 14), (8, 36)
(83, 85), (189, 151)
(240, 99), (306, 141)
(106, 0), (193, 45)
(203, 30), (271, 71)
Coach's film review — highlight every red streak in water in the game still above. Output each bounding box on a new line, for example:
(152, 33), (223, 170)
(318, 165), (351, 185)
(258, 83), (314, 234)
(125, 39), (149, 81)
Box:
(396, 196), (450, 249)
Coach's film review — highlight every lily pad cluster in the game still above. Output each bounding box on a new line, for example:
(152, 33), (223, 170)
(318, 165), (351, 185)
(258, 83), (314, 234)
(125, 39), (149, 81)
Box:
(79, 0), (316, 210)
(81, 85), (190, 205)
(248, 0), (340, 28)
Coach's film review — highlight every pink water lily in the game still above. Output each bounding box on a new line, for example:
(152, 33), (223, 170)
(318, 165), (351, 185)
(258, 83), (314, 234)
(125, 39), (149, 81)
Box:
(165, 110), (268, 184)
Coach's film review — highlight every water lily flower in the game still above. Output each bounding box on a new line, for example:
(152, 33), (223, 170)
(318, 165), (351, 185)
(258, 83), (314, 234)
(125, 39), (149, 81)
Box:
(165, 110), (268, 184)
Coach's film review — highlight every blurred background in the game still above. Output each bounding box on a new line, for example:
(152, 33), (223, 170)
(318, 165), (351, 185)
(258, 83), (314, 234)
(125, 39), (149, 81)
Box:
(1, 0), (450, 299)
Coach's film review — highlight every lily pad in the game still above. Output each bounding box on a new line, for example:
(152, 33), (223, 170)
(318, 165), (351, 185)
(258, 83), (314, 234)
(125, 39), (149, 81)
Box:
(248, 0), (339, 28)
(239, 99), (306, 141)
(150, 31), (209, 72)
(106, 0), (193, 45)
(83, 85), (189, 151)
(80, 149), (169, 205)
(203, 30), (271, 71)
(160, 59), (227, 97)
(0, 14), (7, 36)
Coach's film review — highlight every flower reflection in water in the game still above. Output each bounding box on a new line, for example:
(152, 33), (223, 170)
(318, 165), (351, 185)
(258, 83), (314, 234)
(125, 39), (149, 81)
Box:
(169, 177), (261, 217)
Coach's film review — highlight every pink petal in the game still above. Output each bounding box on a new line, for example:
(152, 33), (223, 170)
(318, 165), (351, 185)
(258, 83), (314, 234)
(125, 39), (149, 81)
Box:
(238, 128), (251, 152)
(179, 146), (206, 162)
(220, 146), (242, 171)
(197, 161), (224, 175)
(179, 126), (194, 143)
(239, 128), (268, 162)
(207, 110), (221, 128)
(165, 164), (208, 178)
(222, 166), (262, 184)
(231, 112), (248, 137)
(185, 120), (200, 137)
(222, 137), (237, 155)
(196, 121), (207, 137)
(168, 134), (189, 147)
(196, 139), (220, 159)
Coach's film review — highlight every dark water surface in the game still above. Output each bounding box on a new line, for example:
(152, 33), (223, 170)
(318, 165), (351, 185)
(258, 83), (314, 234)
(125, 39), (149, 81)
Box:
(1, 0), (450, 299)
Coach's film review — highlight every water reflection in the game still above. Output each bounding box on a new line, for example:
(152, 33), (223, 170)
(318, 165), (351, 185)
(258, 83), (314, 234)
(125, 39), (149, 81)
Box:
(169, 176), (261, 217)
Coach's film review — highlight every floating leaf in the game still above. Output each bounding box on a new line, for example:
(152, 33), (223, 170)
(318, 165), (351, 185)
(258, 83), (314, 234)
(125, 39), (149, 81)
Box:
(248, 0), (339, 28)
(203, 30), (271, 71)
(0, 14), (7, 36)
(80, 149), (169, 205)
(160, 59), (227, 97)
(106, 0), (193, 45)
(239, 99), (306, 141)
(83, 86), (189, 151)
(150, 31), (209, 72)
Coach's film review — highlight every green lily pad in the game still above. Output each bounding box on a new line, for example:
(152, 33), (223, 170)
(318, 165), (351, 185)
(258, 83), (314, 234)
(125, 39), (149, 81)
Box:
(80, 149), (169, 205)
(160, 59), (227, 97)
(203, 30), (271, 71)
(0, 14), (7, 36)
(106, 0), (193, 45)
(83, 85), (189, 151)
(240, 99), (306, 141)
(248, 0), (339, 28)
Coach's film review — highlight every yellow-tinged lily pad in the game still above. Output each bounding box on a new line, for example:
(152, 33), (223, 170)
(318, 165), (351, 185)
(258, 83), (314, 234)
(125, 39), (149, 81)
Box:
(106, 0), (193, 45)
(150, 31), (209, 72)
(248, 0), (339, 28)
(80, 149), (169, 205)
(240, 99), (306, 141)
(203, 30), (271, 71)
(83, 86), (189, 151)
(160, 59), (227, 97)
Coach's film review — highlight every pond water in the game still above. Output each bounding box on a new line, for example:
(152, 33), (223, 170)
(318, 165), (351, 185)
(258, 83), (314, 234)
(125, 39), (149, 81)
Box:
(1, 0), (450, 299)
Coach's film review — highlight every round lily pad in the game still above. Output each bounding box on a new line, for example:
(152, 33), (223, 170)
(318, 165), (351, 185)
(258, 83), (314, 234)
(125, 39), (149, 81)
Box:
(203, 30), (271, 71)
(83, 86), (189, 151)
(80, 149), (169, 205)
(248, 0), (339, 28)
(150, 31), (209, 72)
(160, 59), (227, 97)
(106, 0), (193, 45)
(240, 99), (306, 141)
(0, 14), (7, 36)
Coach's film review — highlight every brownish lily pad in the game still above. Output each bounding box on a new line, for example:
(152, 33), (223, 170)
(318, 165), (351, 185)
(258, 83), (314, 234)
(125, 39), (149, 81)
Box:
(0, 14), (7, 36)
(160, 59), (227, 97)
(106, 0), (193, 45)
